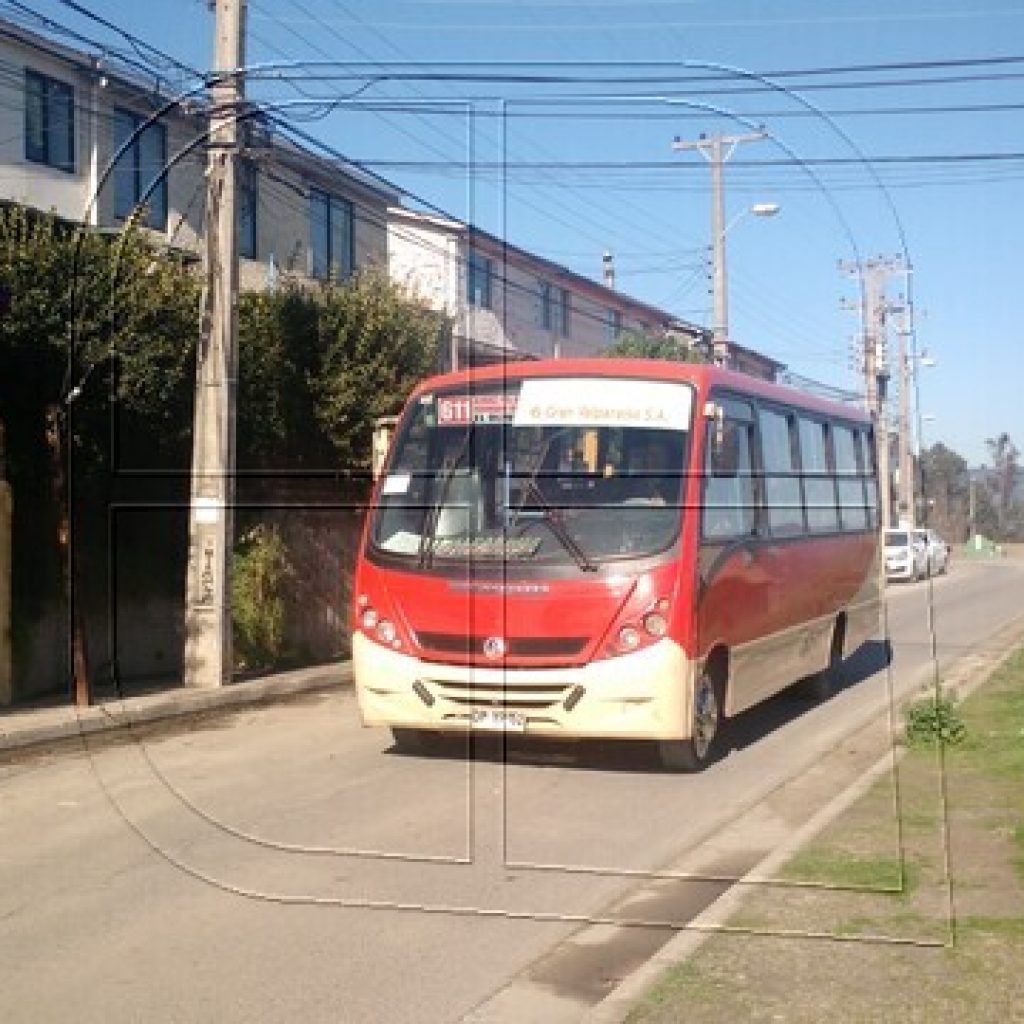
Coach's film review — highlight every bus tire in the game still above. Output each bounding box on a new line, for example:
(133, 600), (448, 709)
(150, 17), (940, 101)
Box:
(800, 618), (845, 701)
(657, 667), (723, 772)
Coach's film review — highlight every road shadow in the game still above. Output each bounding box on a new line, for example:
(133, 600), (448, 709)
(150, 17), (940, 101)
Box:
(388, 638), (893, 774)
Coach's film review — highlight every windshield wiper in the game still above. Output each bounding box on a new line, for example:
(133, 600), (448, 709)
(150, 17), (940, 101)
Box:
(517, 477), (597, 573)
(418, 430), (474, 568)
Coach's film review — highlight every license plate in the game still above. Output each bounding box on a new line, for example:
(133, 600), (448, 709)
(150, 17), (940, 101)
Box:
(470, 708), (526, 732)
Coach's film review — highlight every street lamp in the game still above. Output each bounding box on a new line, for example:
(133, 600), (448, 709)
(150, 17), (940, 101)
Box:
(712, 202), (780, 346)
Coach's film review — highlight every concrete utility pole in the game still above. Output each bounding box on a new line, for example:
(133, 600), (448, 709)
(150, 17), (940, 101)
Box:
(184, 0), (246, 688)
(671, 130), (767, 347)
(895, 300), (915, 526)
(840, 256), (902, 529)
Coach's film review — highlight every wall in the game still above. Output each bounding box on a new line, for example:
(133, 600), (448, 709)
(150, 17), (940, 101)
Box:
(388, 213), (678, 362)
(254, 159), (389, 285)
(466, 247), (668, 360)
(0, 477), (10, 705)
(0, 31), (390, 292)
(0, 37), (94, 222)
(388, 216), (457, 314)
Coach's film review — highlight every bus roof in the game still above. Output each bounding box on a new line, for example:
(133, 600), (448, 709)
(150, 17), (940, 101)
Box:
(410, 358), (871, 425)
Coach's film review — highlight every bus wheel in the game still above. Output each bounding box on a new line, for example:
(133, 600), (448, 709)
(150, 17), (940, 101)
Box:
(800, 620), (845, 701)
(657, 669), (722, 772)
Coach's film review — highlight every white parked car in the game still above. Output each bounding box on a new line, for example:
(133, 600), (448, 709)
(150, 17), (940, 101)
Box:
(913, 528), (951, 577)
(884, 529), (928, 582)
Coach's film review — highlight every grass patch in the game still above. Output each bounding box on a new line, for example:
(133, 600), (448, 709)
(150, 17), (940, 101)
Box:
(780, 849), (917, 894)
(834, 911), (935, 938)
(901, 809), (940, 831)
(1014, 823), (1024, 882)
(631, 958), (716, 1016)
(957, 915), (1024, 940)
(952, 652), (1024, 768)
(631, 647), (1024, 1024)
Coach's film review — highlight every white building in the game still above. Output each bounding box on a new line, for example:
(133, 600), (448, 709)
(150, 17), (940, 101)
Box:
(1, 13), (784, 380)
(0, 17), (398, 288)
(388, 207), (707, 367)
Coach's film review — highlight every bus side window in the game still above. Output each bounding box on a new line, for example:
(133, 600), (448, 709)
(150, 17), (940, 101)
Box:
(703, 417), (756, 540)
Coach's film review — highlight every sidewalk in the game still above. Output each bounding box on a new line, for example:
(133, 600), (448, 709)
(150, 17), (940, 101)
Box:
(615, 641), (1024, 1024)
(0, 661), (352, 755)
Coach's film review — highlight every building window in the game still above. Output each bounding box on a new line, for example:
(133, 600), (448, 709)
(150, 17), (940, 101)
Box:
(24, 70), (74, 172)
(238, 160), (258, 260)
(310, 188), (354, 280)
(113, 108), (168, 230)
(467, 250), (492, 308)
(538, 279), (552, 329)
(603, 307), (622, 344)
(553, 287), (571, 337)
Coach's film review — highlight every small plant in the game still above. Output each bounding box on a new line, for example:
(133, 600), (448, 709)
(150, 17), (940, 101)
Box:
(905, 690), (967, 747)
(232, 523), (293, 672)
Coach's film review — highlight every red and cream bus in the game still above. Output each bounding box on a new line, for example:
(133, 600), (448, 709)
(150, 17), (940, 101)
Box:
(352, 359), (881, 770)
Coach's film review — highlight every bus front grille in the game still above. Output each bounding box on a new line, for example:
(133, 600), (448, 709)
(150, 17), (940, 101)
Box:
(415, 632), (588, 661)
(426, 678), (576, 711)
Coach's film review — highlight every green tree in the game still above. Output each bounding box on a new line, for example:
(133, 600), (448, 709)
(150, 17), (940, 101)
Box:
(918, 442), (971, 541)
(237, 285), (327, 470)
(312, 267), (446, 472)
(603, 329), (707, 363)
(985, 432), (1021, 539)
(0, 204), (200, 468)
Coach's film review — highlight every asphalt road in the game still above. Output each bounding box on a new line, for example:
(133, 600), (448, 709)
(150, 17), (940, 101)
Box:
(2, 560), (1022, 1024)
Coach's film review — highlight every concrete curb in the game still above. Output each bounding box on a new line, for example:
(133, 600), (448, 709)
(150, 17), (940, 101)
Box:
(0, 661), (353, 755)
(583, 616), (1024, 1024)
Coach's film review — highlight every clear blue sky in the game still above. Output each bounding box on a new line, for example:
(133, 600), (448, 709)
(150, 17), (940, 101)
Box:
(21, 0), (1024, 467)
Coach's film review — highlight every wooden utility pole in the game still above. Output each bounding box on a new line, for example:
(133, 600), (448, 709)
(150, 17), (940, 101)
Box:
(0, 420), (12, 707)
(183, 0), (245, 688)
(672, 130), (767, 350)
(44, 406), (91, 706)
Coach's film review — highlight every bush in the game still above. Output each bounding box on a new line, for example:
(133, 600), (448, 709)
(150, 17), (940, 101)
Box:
(232, 524), (293, 671)
(905, 691), (967, 747)
(604, 329), (707, 362)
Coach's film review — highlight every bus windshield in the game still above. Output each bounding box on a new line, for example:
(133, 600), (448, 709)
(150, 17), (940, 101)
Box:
(370, 376), (694, 571)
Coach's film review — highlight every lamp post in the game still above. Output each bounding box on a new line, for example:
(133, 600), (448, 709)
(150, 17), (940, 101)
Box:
(709, 201), (780, 359)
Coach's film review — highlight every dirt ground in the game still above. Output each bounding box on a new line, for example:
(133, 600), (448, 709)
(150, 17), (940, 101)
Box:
(629, 649), (1024, 1024)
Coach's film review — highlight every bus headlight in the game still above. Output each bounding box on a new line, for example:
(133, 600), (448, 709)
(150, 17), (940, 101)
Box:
(361, 608), (379, 630)
(602, 596), (671, 660)
(376, 619), (397, 645)
(617, 625), (641, 652)
(642, 612), (668, 638)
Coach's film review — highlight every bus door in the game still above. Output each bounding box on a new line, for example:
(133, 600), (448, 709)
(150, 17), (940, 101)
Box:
(697, 397), (780, 715)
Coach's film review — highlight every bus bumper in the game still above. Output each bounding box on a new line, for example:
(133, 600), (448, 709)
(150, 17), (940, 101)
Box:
(352, 631), (694, 742)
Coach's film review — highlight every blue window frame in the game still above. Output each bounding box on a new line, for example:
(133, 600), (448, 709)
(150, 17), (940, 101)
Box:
(238, 160), (258, 260)
(309, 188), (354, 280)
(467, 250), (492, 308)
(113, 108), (168, 230)
(25, 70), (74, 172)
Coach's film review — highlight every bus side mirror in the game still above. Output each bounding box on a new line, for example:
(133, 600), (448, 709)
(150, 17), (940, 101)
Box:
(705, 403), (739, 476)
(711, 421), (741, 477)
(372, 415), (398, 480)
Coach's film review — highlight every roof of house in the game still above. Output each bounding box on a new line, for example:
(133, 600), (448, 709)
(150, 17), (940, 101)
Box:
(389, 206), (707, 339)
